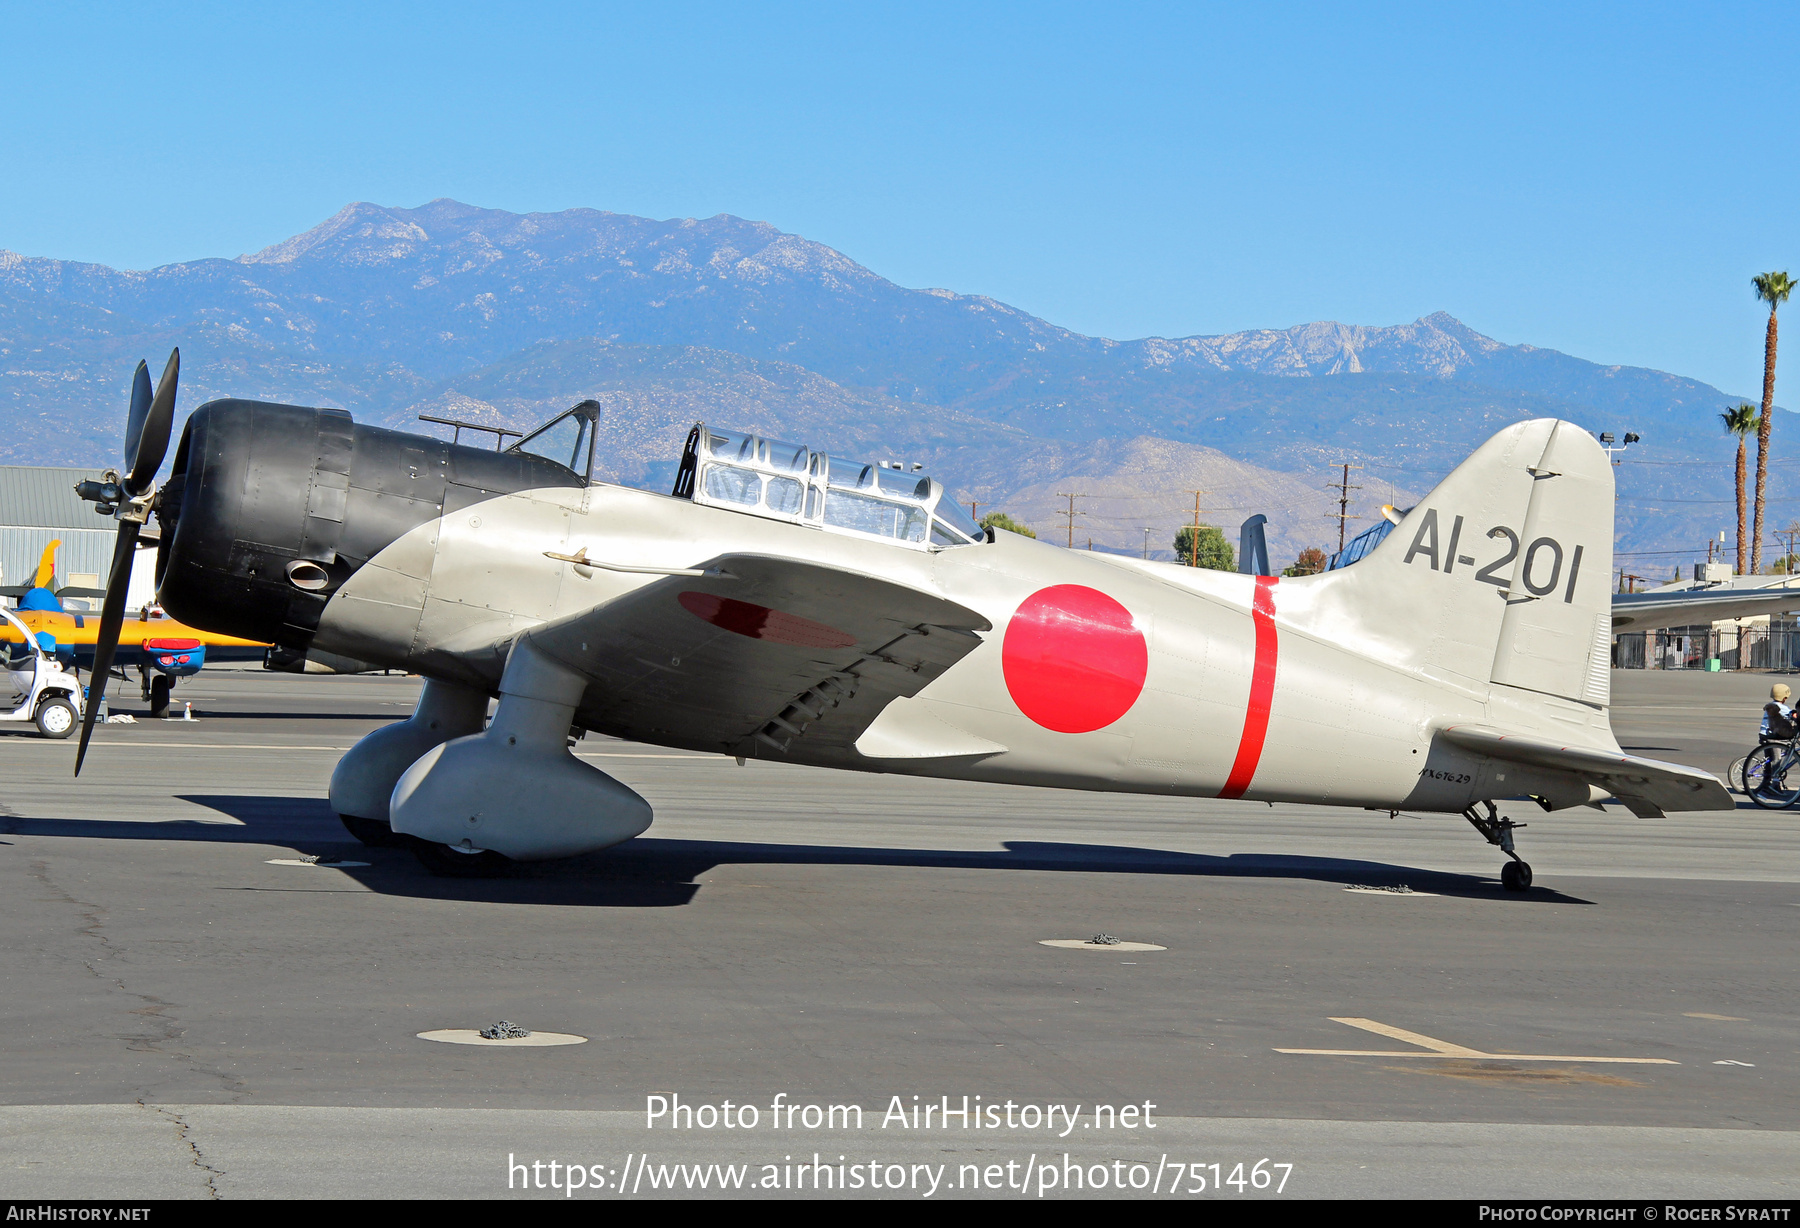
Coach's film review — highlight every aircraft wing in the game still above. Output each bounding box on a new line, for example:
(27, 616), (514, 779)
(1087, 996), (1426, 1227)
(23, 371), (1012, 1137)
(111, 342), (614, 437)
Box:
(1612, 585), (1800, 632)
(522, 553), (992, 757)
(1440, 724), (1731, 817)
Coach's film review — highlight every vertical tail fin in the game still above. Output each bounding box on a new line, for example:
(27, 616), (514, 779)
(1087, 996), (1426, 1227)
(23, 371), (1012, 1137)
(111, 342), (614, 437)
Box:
(1285, 419), (1614, 706)
(32, 539), (61, 591)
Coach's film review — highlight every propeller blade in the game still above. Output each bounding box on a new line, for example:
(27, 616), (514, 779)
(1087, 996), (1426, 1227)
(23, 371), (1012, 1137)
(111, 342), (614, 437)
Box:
(73, 519), (140, 777)
(122, 360), (151, 474)
(123, 349), (178, 496)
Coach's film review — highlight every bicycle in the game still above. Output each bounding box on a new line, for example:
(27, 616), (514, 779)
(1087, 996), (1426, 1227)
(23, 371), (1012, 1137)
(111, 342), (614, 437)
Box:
(1741, 738), (1800, 808)
(1728, 744), (1768, 791)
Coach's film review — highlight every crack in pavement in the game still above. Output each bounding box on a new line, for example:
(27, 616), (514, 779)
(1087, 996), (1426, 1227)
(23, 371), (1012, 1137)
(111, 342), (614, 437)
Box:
(27, 857), (248, 1096)
(144, 1102), (224, 1199)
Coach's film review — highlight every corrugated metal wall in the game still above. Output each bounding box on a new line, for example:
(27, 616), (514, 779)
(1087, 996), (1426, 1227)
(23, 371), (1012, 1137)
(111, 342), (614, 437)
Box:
(0, 466), (155, 607)
(1, 527), (116, 588)
(0, 466), (101, 528)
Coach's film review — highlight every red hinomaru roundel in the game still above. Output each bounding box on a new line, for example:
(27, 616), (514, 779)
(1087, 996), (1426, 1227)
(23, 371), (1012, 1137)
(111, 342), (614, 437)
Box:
(1001, 585), (1148, 734)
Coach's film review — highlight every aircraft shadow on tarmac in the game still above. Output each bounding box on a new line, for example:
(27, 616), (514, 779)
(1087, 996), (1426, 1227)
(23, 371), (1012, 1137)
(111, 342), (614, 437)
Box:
(0, 794), (1595, 907)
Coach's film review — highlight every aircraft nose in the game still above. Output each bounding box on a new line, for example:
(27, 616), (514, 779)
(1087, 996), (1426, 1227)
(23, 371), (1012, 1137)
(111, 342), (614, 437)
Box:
(155, 399), (587, 663)
(155, 400), (366, 647)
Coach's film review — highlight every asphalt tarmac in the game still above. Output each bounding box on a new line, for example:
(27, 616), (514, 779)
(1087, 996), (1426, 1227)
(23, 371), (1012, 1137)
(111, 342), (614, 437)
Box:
(1, 668), (1795, 1200)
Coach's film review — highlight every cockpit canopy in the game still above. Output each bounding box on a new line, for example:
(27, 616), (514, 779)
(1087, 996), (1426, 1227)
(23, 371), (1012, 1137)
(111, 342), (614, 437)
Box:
(1326, 507), (1408, 571)
(673, 425), (983, 550)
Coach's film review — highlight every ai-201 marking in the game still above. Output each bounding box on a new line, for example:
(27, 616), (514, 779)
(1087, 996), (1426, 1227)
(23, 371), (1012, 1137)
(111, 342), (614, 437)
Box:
(1402, 509), (1584, 603)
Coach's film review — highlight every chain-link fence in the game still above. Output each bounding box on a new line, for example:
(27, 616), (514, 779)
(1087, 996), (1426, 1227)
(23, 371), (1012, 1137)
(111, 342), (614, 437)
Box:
(1614, 622), (1800, 671)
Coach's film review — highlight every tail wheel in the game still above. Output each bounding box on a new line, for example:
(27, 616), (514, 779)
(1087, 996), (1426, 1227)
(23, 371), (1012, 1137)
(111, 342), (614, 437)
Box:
(1500, 860), (1533, 892)
(34, 697), (76, 739)
(148, 675), (172, 719)
(1744, 744), (1800, 809)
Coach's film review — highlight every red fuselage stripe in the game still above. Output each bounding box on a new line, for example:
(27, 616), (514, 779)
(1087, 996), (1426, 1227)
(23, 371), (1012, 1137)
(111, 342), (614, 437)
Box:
(1218, 576), (1279, 799)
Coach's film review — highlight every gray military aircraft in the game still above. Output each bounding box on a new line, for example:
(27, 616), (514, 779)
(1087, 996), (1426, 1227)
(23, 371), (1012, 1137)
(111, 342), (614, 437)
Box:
(1609, 584), (1800, 633)
(75, 351), (1730, 888)
(1264, 502), (1800, 632)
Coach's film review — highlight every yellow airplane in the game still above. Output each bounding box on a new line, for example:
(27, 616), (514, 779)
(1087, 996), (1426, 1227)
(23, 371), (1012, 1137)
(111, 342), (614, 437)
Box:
(2, 540), (266, 716)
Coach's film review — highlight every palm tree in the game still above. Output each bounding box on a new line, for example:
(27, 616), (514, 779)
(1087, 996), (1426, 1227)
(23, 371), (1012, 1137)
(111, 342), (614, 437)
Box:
(1751, 272), (1795, 572)
(1722, 402), (1761, 573)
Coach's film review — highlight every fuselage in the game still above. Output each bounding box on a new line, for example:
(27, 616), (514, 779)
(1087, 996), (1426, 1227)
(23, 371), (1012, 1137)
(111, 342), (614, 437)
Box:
(304, 478), (1599, 814)
(153, 400), (1616, 818)
(4, 606), (265, 664)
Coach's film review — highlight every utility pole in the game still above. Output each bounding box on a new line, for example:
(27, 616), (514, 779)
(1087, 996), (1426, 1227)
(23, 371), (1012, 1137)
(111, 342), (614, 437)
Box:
(1142, 528), (1152, 559)
(968, 499), (984, 522)
(1327, 462), (1363, 553)
(1055, 492), (1085, 549)
(1185, 491), (1208, 568)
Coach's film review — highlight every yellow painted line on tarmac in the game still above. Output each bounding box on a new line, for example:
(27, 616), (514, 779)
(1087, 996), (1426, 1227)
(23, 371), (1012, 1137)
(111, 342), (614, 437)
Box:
(1320, 1017), (1485, 1055)
(1275, 1017), (1680, 1064)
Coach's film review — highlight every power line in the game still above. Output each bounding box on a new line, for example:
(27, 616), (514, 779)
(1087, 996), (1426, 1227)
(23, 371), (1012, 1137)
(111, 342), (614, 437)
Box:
(1617, 547), (1744, 556)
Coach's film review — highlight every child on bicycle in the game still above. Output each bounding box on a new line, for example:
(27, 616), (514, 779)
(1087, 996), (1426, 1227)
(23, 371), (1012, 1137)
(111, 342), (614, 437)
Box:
(1761, 683), (1796, 741)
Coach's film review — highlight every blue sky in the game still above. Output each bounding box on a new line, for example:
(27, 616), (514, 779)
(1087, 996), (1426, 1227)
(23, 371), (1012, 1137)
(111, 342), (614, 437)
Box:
(2, 1), (1796, 395)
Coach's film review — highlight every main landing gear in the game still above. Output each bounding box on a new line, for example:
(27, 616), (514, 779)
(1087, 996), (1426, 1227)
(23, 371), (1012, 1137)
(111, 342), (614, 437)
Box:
(136, 666), (172, 718)
(1462, 801), (1533, 892)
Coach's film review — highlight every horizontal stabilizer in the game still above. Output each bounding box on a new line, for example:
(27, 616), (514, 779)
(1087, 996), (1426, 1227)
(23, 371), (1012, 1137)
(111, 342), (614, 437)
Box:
(1441, 724), (1730, 817)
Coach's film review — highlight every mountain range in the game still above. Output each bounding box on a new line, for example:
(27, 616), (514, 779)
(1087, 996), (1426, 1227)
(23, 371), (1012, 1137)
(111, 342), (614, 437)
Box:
(0, 199), (1784, 570)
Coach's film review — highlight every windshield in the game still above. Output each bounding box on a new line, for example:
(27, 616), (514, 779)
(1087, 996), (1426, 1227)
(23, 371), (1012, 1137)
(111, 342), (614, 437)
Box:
(1327, 518), (1398, 571)
(934, 494), (982, 541)
(508, 402), (598, 481)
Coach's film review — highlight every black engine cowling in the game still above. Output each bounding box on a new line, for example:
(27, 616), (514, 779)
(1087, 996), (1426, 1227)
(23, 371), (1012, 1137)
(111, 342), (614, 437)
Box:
(155, 399), (584, 659)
